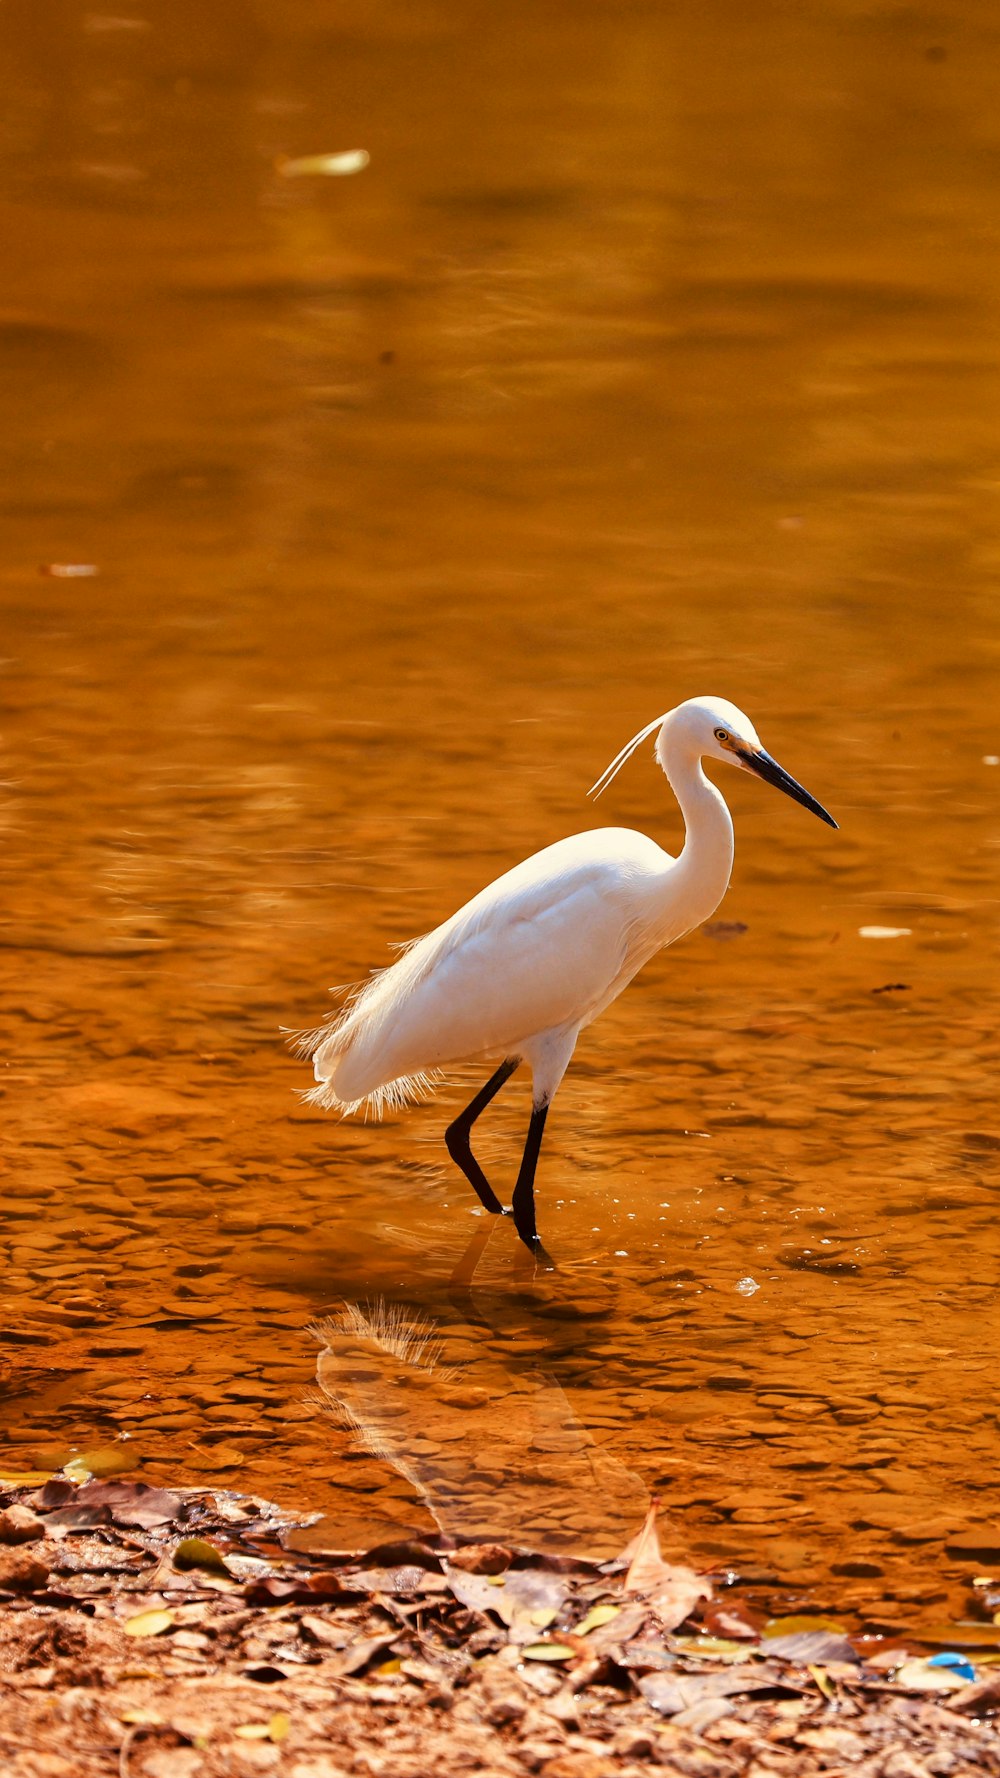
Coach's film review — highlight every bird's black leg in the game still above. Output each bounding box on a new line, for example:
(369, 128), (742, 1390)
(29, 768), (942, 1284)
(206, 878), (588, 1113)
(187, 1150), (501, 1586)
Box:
(511, 1100), (549, 1251)
(444, 1058), (519, 1215)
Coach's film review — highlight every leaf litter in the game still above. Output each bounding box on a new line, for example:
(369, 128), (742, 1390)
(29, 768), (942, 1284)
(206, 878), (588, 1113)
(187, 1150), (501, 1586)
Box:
(0, 1477), (998, 1778)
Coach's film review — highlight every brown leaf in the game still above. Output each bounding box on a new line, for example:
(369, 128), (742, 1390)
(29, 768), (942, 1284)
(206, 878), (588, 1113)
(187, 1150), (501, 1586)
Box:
(243, 1571), (362, 1607)
(701, 1603), (761, 1641)
(338, 1633), (399, 1677)
(42, 1480), (182, 1532)
(621, 1502), (711, 1631)
(447, 1544), (512, 1575)
(347, 1566), (449, 1596)
(444, 1562), (568, 1640)
(358, 1539), (443, 1572)
(639, 1667), (781, 1716)
(947, 1673), (1000, 1716)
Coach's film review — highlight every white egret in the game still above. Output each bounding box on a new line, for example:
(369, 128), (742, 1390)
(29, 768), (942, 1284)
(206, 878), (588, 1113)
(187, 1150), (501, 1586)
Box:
(299, 696), (836, 1253)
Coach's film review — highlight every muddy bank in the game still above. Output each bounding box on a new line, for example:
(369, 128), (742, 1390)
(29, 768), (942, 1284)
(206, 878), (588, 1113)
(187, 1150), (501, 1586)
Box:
(1, 1478), (999, 1778)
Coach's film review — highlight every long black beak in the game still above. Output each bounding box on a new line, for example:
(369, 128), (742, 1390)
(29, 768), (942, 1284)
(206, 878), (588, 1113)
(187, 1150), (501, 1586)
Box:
(738, 748), (838, 829)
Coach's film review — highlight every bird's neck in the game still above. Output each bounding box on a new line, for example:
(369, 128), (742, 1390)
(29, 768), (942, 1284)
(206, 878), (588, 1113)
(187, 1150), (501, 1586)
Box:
(660, 743), (735, 928)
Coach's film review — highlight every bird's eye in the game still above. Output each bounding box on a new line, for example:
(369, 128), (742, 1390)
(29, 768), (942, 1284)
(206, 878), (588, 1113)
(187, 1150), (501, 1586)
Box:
(714, 727), (729, 742)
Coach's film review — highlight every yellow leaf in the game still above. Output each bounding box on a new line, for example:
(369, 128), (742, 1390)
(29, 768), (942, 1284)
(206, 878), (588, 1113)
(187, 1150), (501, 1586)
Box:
(123, 1609), (175, 1639)
(235, 1714), (291, 1743)
(374, 1658), (401, 1676)
(764, 1615), (845, 1636)
(809, 1664), (837, 1700)
(528, 1607), (558, 1628)
(173, 1537), (231, 1578)
(69, 1443), (137, 1480)
(119, 1710), (164, 1726)
(486, 1574), (506, 1587)
(577, 1604), (621, 1636)
(672, 1635), (749, 1659)
(0, 1470), (53, 1486)
(521, 1642), (575, 1663)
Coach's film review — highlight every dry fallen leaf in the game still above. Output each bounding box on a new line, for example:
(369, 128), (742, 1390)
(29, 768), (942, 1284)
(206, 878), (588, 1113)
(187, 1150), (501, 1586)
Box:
(577, 1604), (621, 1636)
(173, 1537), (232, 1578)
(123, 1609), (175, 1639)
(622, 1501), (711, 1631)
(235, 1713), (290, 1742)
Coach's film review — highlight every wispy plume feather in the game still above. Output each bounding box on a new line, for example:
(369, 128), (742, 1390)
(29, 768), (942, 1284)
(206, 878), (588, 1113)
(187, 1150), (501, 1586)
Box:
(588, 713), (665, 800)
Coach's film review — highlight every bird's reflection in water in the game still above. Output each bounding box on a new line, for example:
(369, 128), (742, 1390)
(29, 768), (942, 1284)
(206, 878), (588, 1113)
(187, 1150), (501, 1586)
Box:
(310, 1238), (648, 1558)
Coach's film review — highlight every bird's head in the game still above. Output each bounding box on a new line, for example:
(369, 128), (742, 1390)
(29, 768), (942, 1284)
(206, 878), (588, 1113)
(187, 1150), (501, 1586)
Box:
(591, 695), (838, 829)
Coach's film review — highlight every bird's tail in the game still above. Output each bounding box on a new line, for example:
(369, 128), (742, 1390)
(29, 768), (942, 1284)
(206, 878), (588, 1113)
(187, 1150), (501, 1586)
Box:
(289, 976), (440, 1121)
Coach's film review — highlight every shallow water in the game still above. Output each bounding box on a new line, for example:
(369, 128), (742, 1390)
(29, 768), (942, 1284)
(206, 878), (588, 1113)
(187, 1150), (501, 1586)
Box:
(1, 0), (998, 1625)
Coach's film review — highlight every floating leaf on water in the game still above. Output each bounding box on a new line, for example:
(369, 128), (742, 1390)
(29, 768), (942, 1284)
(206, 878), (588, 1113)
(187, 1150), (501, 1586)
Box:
(277, 149), (369, 178)
(123, 1608), (175, 1639)
(173, 1537), (232, 1578)
(577, 1604), (621, 1636)
(521, 1642), (576, 1663)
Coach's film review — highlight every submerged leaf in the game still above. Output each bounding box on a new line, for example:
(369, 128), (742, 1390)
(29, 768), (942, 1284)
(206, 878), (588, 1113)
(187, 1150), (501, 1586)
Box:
(64, 1443), (137, 1481)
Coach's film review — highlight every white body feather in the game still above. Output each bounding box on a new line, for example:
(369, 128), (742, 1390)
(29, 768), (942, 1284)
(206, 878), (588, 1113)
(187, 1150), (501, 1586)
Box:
(300, 697), (750, 1118)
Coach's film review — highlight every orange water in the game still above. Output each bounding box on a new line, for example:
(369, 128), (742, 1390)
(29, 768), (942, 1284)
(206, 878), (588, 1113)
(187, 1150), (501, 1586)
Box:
(0, 0), (998, 1625)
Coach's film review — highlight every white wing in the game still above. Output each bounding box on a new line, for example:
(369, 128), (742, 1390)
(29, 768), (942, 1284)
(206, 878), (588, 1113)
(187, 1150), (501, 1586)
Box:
(303, 828), (676, 1114)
